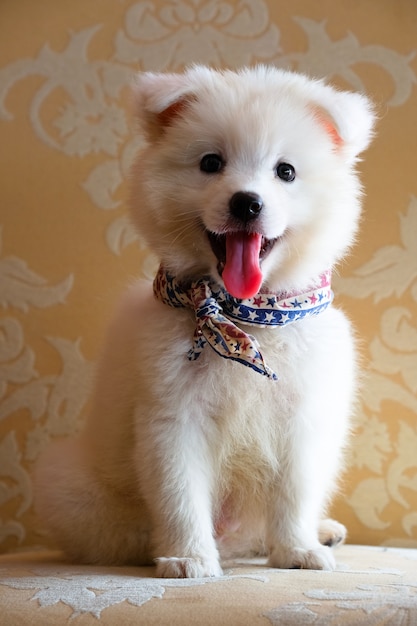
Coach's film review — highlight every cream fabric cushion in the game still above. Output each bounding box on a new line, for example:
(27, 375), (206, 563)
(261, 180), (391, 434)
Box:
(1, 545), (417, 624)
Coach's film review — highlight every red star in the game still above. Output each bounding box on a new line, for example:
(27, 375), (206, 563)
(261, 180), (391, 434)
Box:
(253, 296), (264, 307)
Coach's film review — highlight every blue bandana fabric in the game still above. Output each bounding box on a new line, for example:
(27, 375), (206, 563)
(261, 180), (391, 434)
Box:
(153, 267), (333, 381)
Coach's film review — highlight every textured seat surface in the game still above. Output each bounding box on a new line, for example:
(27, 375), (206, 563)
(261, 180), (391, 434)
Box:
(1, 545), (417, 625)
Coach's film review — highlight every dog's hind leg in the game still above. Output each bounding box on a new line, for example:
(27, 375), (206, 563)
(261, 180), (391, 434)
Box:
(318, 518), (347, 547)
(34, 439), (151, 565)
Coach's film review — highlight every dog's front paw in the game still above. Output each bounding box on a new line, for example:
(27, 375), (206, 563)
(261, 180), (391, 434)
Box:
(155, 556), (223, 578)
(268, 544), (336, 571)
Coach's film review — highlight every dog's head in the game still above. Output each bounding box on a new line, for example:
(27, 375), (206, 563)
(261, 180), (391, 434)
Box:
(130, 66), (375, 297)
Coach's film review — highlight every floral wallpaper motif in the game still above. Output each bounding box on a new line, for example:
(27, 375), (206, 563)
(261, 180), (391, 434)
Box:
(0, 0), (416, 552)
(336, 197), (417, 544)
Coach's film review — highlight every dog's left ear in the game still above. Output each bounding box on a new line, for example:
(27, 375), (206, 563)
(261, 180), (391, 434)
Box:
(311, 85), (376, 162)
(132, 71), (197, 141)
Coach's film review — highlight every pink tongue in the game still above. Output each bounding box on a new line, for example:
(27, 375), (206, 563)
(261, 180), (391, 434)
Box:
(222, 232), (263, 299)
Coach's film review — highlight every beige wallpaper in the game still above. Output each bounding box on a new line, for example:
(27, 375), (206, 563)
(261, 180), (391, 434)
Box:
(1, 0), (417, 553)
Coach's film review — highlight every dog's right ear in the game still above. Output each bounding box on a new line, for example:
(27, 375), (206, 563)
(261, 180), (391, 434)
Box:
(132, 72), (196, 141)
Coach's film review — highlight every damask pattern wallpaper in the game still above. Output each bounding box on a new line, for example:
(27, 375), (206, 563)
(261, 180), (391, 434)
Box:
(1, 0), (416, 553)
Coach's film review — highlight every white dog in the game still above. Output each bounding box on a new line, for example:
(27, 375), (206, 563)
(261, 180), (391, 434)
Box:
(35, 66), (375, 578)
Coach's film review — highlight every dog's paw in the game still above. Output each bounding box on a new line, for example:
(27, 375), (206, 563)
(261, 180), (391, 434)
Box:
(319, 518), (347, 547)
(268, 544), (336, 571)
(155, 556), (223, 578)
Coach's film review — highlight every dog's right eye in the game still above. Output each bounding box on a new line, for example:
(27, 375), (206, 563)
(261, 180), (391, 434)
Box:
(200, 154), (224, 174)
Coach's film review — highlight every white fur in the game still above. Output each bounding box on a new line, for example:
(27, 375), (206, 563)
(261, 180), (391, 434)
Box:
(34, 66), (375, 577)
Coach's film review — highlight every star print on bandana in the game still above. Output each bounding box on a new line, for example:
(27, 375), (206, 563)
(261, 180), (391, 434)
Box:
(153, 267), (333, 381)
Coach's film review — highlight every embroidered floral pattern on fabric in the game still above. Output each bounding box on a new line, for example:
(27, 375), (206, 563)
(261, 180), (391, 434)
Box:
(153, 267), (333, 380)
(265, 584), (417, 625)
(1, 546), (417, 622)
(0, 564), (268, 619)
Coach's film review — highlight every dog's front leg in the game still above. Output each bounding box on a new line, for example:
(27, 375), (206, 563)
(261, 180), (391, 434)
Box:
(265, 431), (340, 571)
(136, 412), (222, 578)
(266, 482), (336, 571)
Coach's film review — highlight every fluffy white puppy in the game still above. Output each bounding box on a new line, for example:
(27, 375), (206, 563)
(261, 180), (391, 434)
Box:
(35, 66), (375, 578)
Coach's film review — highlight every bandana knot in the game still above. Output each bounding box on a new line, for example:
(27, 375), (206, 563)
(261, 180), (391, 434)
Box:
(153, 267), (333, 381)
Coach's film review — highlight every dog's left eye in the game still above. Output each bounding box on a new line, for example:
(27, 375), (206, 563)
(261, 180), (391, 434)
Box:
(275, 162), (296, 182)
(200, 154), (225, 174)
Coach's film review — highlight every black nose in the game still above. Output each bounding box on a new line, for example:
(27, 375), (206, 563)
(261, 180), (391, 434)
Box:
(229, 191), (263, 223)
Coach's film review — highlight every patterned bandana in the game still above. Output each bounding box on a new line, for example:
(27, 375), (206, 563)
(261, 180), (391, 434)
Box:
(153, 266), (333, 381)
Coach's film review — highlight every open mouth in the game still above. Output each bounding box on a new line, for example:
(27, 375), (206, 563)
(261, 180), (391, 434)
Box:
(206, 230), (277, 299)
